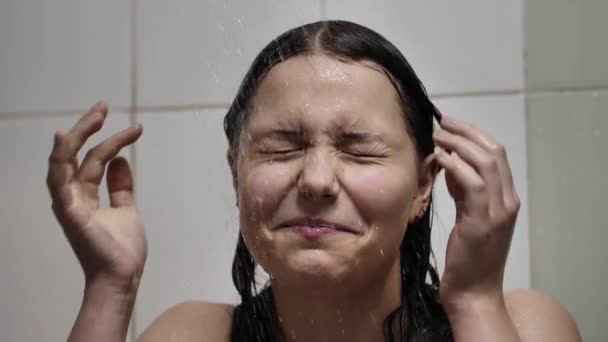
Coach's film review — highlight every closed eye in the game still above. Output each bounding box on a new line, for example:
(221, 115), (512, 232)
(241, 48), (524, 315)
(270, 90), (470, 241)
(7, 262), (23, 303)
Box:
(343, 145), (388, 158)
(346, 151), (378, 157)
(258, 144), (306, 161)
(261, 148), (302, 155)
(341, 151), (387, 165)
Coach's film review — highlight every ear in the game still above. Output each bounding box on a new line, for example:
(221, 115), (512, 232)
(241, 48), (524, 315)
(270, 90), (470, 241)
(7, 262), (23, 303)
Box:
(227, 149), (239, 207)
(408, 153), (441, 224)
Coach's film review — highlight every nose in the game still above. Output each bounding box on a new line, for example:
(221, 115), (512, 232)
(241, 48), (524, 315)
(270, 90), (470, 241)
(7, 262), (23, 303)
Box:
(296, 148), (340, 202)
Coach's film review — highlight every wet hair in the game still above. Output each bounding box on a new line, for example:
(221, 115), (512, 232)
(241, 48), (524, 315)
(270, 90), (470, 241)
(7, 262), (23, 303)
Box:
(224, 20), (452, 341)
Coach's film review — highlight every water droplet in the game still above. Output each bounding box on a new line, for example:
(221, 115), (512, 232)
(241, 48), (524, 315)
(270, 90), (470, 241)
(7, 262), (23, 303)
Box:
(210, 71), (220, 84)
(380, 248), (384, 256)
(235, 16), (244, 28)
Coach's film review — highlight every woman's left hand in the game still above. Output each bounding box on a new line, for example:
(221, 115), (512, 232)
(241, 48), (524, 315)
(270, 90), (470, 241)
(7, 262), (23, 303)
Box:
(431, 115), (520, 310)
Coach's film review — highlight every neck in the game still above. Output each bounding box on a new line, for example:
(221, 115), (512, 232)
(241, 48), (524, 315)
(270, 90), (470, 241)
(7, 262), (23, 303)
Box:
(271, 255), (403, 342)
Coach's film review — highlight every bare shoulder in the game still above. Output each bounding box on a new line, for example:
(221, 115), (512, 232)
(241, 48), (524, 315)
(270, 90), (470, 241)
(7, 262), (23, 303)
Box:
(136, 301), (235, 342)
(504, 288), (582, 342)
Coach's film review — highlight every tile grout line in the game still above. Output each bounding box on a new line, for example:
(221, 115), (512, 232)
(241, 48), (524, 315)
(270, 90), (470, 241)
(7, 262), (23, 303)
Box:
(0, 108), (134, 119)
(2, 87), (608, 119)
(429, 86), (608, 99)
(0, 104), (233, 119)
(129, 0), (139, 340)
(429, 89), (524, 99)
(525, 86), (608, 96)
(521, 0), (535, 288)
(136, 103), (231, 112)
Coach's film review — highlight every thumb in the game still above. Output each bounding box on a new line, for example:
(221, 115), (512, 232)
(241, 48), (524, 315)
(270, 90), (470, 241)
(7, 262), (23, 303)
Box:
(106, 156), (135, 207)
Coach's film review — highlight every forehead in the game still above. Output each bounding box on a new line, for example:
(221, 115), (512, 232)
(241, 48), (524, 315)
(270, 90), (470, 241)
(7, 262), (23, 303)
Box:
(248, 54), (406, 130)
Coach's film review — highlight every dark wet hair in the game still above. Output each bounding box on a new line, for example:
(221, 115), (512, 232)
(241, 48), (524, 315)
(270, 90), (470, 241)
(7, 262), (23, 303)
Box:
(224, 20), (452, 342)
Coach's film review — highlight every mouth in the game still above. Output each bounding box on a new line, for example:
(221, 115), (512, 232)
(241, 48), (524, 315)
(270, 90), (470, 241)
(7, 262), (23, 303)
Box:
(277, 217), (357, 237)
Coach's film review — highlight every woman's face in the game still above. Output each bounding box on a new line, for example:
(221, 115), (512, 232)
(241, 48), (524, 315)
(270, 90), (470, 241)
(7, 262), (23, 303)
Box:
(230, 54), (432, 286)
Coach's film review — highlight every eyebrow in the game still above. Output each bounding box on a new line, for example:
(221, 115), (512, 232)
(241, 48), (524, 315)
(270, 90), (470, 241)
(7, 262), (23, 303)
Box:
(337, 131), (385, 144)
(258, 129), (306, 141)
(254, 128), (386, 144)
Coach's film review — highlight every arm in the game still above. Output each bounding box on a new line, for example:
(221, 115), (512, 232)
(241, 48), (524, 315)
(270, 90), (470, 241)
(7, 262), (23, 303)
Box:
(46, 101), (146, 342)
(444, 290), (521, 342)
(444, 289), (581, 342)
(432, 117), (581, 341)
(68, 280), (137, 342)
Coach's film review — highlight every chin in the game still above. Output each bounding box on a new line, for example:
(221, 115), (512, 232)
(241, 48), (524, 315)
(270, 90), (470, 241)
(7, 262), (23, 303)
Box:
(270, 249), (352, 285)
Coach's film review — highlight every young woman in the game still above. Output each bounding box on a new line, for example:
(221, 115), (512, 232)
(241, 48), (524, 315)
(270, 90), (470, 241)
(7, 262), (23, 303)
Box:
(47, 20), (581, 342)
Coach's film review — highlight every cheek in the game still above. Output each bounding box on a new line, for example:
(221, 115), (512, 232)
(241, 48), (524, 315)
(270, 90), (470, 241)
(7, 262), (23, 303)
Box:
(237, 162), (295, 244)
(340, 164), (417, 261)
(343, 164), (417, 225)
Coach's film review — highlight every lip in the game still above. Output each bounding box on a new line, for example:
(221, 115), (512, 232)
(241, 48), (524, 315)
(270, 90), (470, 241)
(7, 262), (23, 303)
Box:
(277, 217), (356, 234)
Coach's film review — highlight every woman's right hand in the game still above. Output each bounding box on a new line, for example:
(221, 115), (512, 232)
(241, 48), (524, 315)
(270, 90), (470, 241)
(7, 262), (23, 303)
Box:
(46, 101), (146, 293)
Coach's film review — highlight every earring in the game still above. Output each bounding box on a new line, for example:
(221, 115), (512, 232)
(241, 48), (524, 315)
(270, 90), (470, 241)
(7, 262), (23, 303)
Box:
(418, 204), (428, 218)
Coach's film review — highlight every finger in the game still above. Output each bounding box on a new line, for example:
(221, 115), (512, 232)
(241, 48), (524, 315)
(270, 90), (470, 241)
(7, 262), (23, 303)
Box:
(440, 116), (517, 203)
(434, 151), (489, 213)
(107, 157), (135, 207)
(63, 101), (109, 160)
(440, 116), (497, 151)
(433, 129), (503, 208)
(47, 131), (79, 196)
(77, 124), (143, 186)
(47, 102), (107, 202)
(67, 101), (107, 136)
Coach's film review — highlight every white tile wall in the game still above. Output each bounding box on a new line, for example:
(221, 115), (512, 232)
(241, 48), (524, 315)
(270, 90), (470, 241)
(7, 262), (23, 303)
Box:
(134, 110), (240, 334)
(137, 0), (321, 107)
(0, 111), (133, 341)
(326, 0), (524, 95)
(431, 95), (530, 290)
(0, 0), (131, 114)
